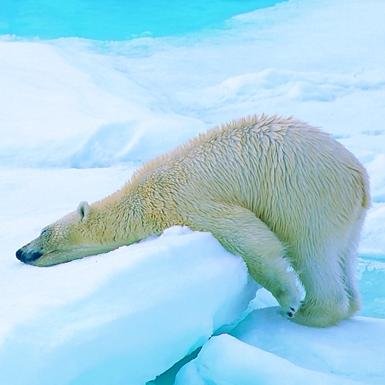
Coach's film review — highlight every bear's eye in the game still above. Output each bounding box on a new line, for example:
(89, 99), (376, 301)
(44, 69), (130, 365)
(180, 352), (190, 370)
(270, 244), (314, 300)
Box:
(40, 228), (50, 237)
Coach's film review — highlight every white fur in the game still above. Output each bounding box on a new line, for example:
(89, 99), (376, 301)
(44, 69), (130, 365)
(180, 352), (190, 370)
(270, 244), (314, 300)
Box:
(24, 115), (370, 327)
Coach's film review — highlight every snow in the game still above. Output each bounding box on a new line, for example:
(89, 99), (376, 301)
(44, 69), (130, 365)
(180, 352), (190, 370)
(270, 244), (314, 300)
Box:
(175, 333), (365, 385)
(231, 309), (385, 384)
(1, 0), (385, 384)
(2, 0), (385, 169)
(176, 308), (385, 385)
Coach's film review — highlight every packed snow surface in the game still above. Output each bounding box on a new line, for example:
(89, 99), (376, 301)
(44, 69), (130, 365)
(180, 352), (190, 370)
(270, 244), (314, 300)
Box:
(176, 317), (384, 385)
(1, 0), (385, 384)
(176, 306), (385, 385)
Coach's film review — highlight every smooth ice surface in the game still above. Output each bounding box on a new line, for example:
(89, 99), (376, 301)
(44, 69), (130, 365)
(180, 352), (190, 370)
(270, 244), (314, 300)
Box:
(176, 308), (385, 385)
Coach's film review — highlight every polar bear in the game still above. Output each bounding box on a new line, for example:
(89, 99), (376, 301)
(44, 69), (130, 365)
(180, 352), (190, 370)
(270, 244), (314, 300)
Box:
(16, 115), (370, 327)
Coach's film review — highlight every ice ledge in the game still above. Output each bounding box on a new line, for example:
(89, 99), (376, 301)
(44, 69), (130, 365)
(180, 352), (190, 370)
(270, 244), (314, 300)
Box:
(0, 227), (257, 385)
(176, 307), (385, 385)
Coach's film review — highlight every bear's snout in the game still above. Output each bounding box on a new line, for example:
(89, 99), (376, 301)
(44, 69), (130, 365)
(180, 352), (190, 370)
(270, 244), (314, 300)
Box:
(16, 247), (43, 264)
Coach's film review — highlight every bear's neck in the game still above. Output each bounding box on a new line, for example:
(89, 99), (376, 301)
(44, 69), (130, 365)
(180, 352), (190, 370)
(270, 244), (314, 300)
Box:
(90, 186), (162, 248)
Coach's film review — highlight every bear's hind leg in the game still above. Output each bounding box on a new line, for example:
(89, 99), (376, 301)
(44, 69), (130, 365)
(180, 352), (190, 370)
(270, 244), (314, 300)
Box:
(340, 213), (366, 316)
(294, 243), (350, 327)
(191, 203), (303, 318)
(341, 247), (361, 317)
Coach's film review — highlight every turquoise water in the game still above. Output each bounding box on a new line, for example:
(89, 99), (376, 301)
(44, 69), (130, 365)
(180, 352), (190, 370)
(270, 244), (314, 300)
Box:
(359, 258), (385, 318)
(0, 0), (283, 40)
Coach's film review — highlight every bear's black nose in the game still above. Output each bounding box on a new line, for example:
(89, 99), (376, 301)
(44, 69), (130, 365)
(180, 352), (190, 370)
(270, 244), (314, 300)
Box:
(16, 248), (24, 261)
(16, 249), (42, 263)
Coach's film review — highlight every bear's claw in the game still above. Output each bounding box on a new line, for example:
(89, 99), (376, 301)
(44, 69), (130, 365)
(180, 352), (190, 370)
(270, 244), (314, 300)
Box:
(286, 306), (297, 318)
(277, 285), (303, 321)
(286, 306), (298, 318)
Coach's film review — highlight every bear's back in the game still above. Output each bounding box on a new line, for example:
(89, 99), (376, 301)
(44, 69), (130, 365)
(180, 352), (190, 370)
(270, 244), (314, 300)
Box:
(131, 115), (368, 230)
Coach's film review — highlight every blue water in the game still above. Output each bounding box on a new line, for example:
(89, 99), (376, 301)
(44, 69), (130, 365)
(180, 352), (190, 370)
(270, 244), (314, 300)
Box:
(359, 258), (385, 318)
(0, 0), (284, 40)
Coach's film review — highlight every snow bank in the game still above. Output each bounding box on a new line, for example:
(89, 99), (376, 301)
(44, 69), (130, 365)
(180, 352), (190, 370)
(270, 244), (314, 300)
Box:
(176, 308), (385, 385)
(0, 39), (205, 168)
(1, 0), (385, 169)
(0, 227), (257, 385)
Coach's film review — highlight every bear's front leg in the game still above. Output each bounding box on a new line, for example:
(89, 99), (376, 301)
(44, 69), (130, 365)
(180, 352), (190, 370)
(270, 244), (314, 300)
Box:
(189, 203), (304, 319)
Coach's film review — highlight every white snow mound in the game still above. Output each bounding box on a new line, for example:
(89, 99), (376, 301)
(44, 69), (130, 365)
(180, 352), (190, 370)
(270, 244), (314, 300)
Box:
(0, 227), (257, 385)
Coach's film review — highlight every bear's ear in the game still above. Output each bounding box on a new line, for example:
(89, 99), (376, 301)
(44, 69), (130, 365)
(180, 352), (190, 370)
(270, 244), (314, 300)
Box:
(77, 201), (90, 222)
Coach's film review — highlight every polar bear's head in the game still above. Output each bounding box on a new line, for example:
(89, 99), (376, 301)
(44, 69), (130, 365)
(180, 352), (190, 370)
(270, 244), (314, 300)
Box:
(15, 202), (115, 267)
